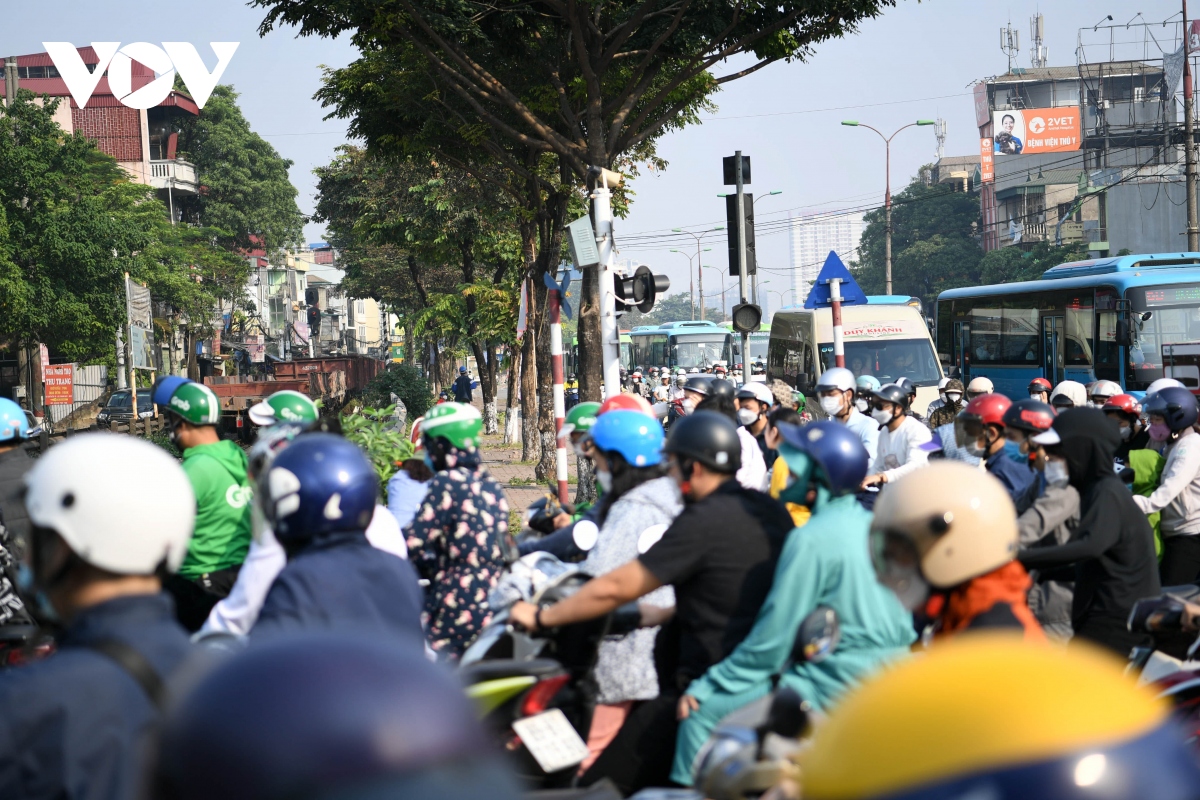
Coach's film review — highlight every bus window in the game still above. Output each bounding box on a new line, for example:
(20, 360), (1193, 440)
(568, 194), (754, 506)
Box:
(819, 338), (941, 386)
(1065, 295), (1094, 367)
(1128, 284), (1200, 388)
(1001, 302), (1039, 364)
(969, 306), (1003, 362)
(1094, 288), (1120, 381)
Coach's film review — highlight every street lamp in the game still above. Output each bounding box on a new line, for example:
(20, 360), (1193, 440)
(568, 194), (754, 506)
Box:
(842, 120), (935, 295)
(670, 247), (712, 320)
(673, 226), (724, 320)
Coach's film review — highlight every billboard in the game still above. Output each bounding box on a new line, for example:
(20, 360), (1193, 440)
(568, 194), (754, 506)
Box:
(980, 138), (995, 184)
(44, 365), (73, 405)
(992, 108), (1080, 155)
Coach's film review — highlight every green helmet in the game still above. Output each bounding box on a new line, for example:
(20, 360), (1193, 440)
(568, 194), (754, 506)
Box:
(166, 381), (220, 426)
(421, 402), (482, 450)
(248, 390), (318, 427)
(559, 402), (600, 440)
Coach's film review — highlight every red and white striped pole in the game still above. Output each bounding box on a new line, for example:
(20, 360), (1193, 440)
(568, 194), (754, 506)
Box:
(830, 277), (845, 369)
(548, 286), (570, 504)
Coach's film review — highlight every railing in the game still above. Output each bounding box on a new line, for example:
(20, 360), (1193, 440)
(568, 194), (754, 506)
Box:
(149, 159), (197, 186)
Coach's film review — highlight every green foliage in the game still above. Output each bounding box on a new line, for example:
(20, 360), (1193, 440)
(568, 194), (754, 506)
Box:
(364, 363), (434, 419)
(341, 404), (416, 499)
(621, 292), (711, 327)
(978, 241), (1089, 285)
(143, 429), (181, 459)
(175, 85), (304, 253)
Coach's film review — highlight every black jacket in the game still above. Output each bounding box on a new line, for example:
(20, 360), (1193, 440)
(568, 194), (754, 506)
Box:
(452, 375), (473, 402)
(0, 447), (33, 549)
(1019, 409), (1159, 654)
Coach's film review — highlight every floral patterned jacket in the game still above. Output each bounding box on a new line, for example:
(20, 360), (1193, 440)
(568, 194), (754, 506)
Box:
(405, 464), (512, 660)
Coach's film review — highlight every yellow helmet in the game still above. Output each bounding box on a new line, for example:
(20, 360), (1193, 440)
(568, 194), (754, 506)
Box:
(801, 635), (1200, 799)
(870, 461), (1018, 610)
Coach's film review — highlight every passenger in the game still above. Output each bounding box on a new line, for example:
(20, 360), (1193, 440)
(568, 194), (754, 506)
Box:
(925, 377), (951, 415)
(764, 407), (810, 528)
(860, 383), (932, 490)
(1104, 393), (1150, 464)
(815, 367), (879, 460)
(926, 378), (964, 430)
(695, 379), (768, 491)
(1028, 376), (1052, 404)
(1133, 387), (1200, 585)
(958, 393), (1036, 507)
(735, 382), (776, 468)
(1049, 379), (1086, 411)
(965, 376), (994, 401)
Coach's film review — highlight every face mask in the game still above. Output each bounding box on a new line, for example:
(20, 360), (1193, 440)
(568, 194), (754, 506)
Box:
(819, 396), (844, 417)
(681, 399), (696, 415)
(855, 398), (870, 413)
(945, 392), (962, 404)
(1044, 459), (1070, 486)
(1149, 422), (1172, 442)
(1030, 393), (1042, 400)
(871, 408), (894, 426)
(1119, 425), (1132, 442)
(737, 408), (759, 427)
(1002, 440), (1025, 464)
(965, 439), (987, 458)
(938, 392), (947, 404)
(596, 469), (613, 493)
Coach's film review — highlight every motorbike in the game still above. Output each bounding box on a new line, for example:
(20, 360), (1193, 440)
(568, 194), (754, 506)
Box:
(1127, 587), (1200, 745)
(459, 553), (640, 789)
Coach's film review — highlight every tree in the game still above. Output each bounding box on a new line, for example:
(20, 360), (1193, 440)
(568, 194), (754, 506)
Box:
(620, 292), (706, 327)
(978, 241), (1088, 286)
(174, 85), (305, 253)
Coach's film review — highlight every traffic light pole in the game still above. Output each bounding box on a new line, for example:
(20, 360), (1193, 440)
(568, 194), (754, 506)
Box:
(593, 176), (622, 399)
(735, 152), (750, 387)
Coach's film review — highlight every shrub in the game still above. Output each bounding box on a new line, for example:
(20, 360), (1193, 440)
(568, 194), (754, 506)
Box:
(341, 404), (415, 501)
(363, 363), (434, 420)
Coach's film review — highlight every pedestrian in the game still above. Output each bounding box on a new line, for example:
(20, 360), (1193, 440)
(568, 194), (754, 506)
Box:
(0, 435), (195, 800)
(860, 383), (932, 490)
(452, 366), (473, 404)
(958, 393), (1036, 507)
(1133, 387), (1200, 584)
(1019, 408), (1160, 655)
(160, 380), (253, 631)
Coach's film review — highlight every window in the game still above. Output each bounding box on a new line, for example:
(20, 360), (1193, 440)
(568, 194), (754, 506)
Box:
(358, 326), (367, 349)
(936, 300), (953, 368)
(1000, 302), (1039, 364)
(820, 338), (941, 386)
(17, 65), (61, 79)
(355, 299), (366, 315)
(1064, 294), (1094, 366)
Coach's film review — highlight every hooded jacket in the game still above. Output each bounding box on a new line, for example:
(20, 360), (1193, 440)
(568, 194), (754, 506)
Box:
(927, 381), (964, 430)
(583, 476), (680, 704)
(1019, 409), (1160, 653)
(179, 440), (253, 579)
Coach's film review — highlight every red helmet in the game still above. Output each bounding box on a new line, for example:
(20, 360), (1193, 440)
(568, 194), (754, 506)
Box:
(1002, 399), (1055, 433)
(1028, 377), (1052, 393)
(1103, 393), (1142, 418)
(960, 393), (1012, 427)
(598, 394), (653, 417)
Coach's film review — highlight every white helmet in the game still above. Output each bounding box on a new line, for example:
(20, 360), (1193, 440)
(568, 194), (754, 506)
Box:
(937, 376), (951, 391)
(816, 367), (856, 393)
(966, 376), (994, 396)
(1050, 380), (1087, 409)
(1147, 378), (1185, 396)
(1090, 380), (1122, 402)
(23, 434), (195, 574)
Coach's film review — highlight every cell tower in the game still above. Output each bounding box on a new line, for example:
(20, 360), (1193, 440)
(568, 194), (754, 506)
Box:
(1030, 13), (1048, 68)
(1000, 21), (1020, 73)
(935, 118), (947, 160)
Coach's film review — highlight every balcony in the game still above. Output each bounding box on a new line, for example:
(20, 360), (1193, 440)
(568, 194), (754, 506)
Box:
(148, 159), (198, 195)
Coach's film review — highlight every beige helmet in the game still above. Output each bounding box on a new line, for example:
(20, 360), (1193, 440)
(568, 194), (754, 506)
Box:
(869, 461), (1018, 610)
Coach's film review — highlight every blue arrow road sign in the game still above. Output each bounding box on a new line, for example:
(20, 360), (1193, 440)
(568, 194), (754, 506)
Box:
(803, 251), (868, 309)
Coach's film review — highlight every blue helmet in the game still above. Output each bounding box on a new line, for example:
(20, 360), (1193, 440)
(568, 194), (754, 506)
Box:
(589, 409), (665, 467)
(262, 433), (378, 542)
(151, 375), (190, 407)
(0, 398), (30, 443)
(151, 633), (519, 800)
(1145, 386), (1199, 433)
(775, 420), (869, 496)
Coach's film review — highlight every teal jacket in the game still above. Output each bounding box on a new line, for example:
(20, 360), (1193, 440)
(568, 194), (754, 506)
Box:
(685, 495), (914, 711)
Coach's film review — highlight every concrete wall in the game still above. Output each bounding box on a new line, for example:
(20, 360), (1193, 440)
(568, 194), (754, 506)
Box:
(1107, 182), (1188, 254)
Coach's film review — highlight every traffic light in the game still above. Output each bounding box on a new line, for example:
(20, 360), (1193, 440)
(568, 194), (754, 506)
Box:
(725, 193), (756, 276)
(731, 302), (762, 333)
(614, 265), (670, 317)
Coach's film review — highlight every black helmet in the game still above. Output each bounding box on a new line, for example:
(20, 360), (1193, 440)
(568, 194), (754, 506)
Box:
(684, 375), (716, 396)
(894, 376), (917, 399)
(1002, 399), (1055, 434)
(874, 383), (909, 409)
(708, 379), (736, 402)
(663, 410), (741, 474)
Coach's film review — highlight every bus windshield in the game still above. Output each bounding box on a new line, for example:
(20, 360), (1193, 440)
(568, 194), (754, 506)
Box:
(747, 334), (769, 363)
(1129, 284), (1200, 387)
(818, 338), (941, 386)
(671, 334), (728, 369)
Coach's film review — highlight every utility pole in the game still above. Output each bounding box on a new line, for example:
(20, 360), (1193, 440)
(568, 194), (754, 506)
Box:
(672, 227), (723, 321)
(592, 168), (623, 399)
(1187, 0), (1199, 251)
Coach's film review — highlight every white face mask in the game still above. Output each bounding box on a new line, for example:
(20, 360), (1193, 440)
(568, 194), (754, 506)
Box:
(1030, 393), (1042, 400)
(855, 398), (869, 413)
(945, 392), (962, 404)
(1119, 425), (1132, 441)
(596, 469), (613, 493)
(737, 408), (759, 427)
(938, 392), (947, 404)
(681, 399), (696, 415)
(819, 396), (844, 417)
(871, 407), (894, 425)
(1044, 459), (1069, 486)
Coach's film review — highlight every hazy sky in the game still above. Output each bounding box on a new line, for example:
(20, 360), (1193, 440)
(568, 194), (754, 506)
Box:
(2, 1), (1185, 301)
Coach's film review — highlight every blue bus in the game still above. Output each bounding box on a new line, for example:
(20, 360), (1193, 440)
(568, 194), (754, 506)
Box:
(935, 253), (1200, 397)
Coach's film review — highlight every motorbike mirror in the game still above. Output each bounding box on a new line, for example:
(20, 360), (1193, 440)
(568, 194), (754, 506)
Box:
(637, 523), (669, 554)
(792, 605), (840, 664)
(572, 520), (599, 552)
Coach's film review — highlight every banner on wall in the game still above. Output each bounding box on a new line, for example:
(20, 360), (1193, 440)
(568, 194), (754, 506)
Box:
(980, 138), (994, 183)
(992, 108), (1080, 155)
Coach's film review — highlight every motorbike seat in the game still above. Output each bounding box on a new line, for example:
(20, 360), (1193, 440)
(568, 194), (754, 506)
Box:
(460, 658), (564, 684)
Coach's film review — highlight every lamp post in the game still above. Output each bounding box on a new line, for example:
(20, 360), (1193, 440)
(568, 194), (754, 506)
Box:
(670, 247), (712, 320)
(702, 265), (729, 319)
(673, 226), (724, 320)
(841, 120), (935, 295)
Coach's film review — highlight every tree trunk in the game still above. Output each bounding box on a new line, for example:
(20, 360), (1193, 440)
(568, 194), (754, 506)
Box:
(578, 262), (602, 403)
(471, 341), (497, 432)
(534, 273), (555, 483)
(574, 455), (597, 506)
(520, 289), (539, 462)
(503, 346), (521, 445)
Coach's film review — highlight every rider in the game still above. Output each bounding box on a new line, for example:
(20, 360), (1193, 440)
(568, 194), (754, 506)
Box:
(735, 382), (775, 465)
(696, 379), (767, 491)
(1089, 379), (1122, 408)
(815, 367), (879, 460)
(253, 434), (423, 640)
(1020, 408), (1160, 654)
(1134, 386), (1200, 585)
(151, 634), (521, 800)
(0, 398), (35, 559)
(925, 377), (951, 415)
(894, 377), (922, 423)
(0, 435), (194, 799)
(871, 461), (1045, 640)
(511, 411), (792, 794)
(247, 389), (319, 428)
(577, 410), (680, 771)
(653, 372), (671, 403)
(1049, 379), (1087, 410)
(404, 402), (511, 660)
(965, 375), (993, 401)
(1028, 376), (1052, 403)
(926, 378), (964, 430)
(860, 383), (932, 490)
(958, 393), (1036, 506)
(161, 379), (253, 631)
(799, 635), (1200, 800)
(854, 374), (880, 414)
(672, 421), (914, 786)
(452, 365), (473, 403)
(1104, 393), (1150, 463)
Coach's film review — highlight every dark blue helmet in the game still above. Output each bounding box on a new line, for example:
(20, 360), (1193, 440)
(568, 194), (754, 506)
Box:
(261, 433), (378, 541)
(1144, 386), (1199, 433)
(151, 633), (519, 800)
(775, 420), (870, 496)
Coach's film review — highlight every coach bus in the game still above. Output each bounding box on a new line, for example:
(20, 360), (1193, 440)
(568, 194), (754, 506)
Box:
(628, 320), (733, 372)
(565, 331), (633, 376)
(935, 252), (1200, 397)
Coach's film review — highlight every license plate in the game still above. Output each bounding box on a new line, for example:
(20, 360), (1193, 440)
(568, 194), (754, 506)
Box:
(511, 708), (590, 773)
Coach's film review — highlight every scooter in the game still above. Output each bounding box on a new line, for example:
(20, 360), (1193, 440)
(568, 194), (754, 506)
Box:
(1127, 588), (1200, 746)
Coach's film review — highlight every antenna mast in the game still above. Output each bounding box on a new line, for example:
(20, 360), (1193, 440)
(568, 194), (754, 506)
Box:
(935, 118), (947, 160)
(1030, 13), (1048, 67)
(1000, 21), (1020, 73)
